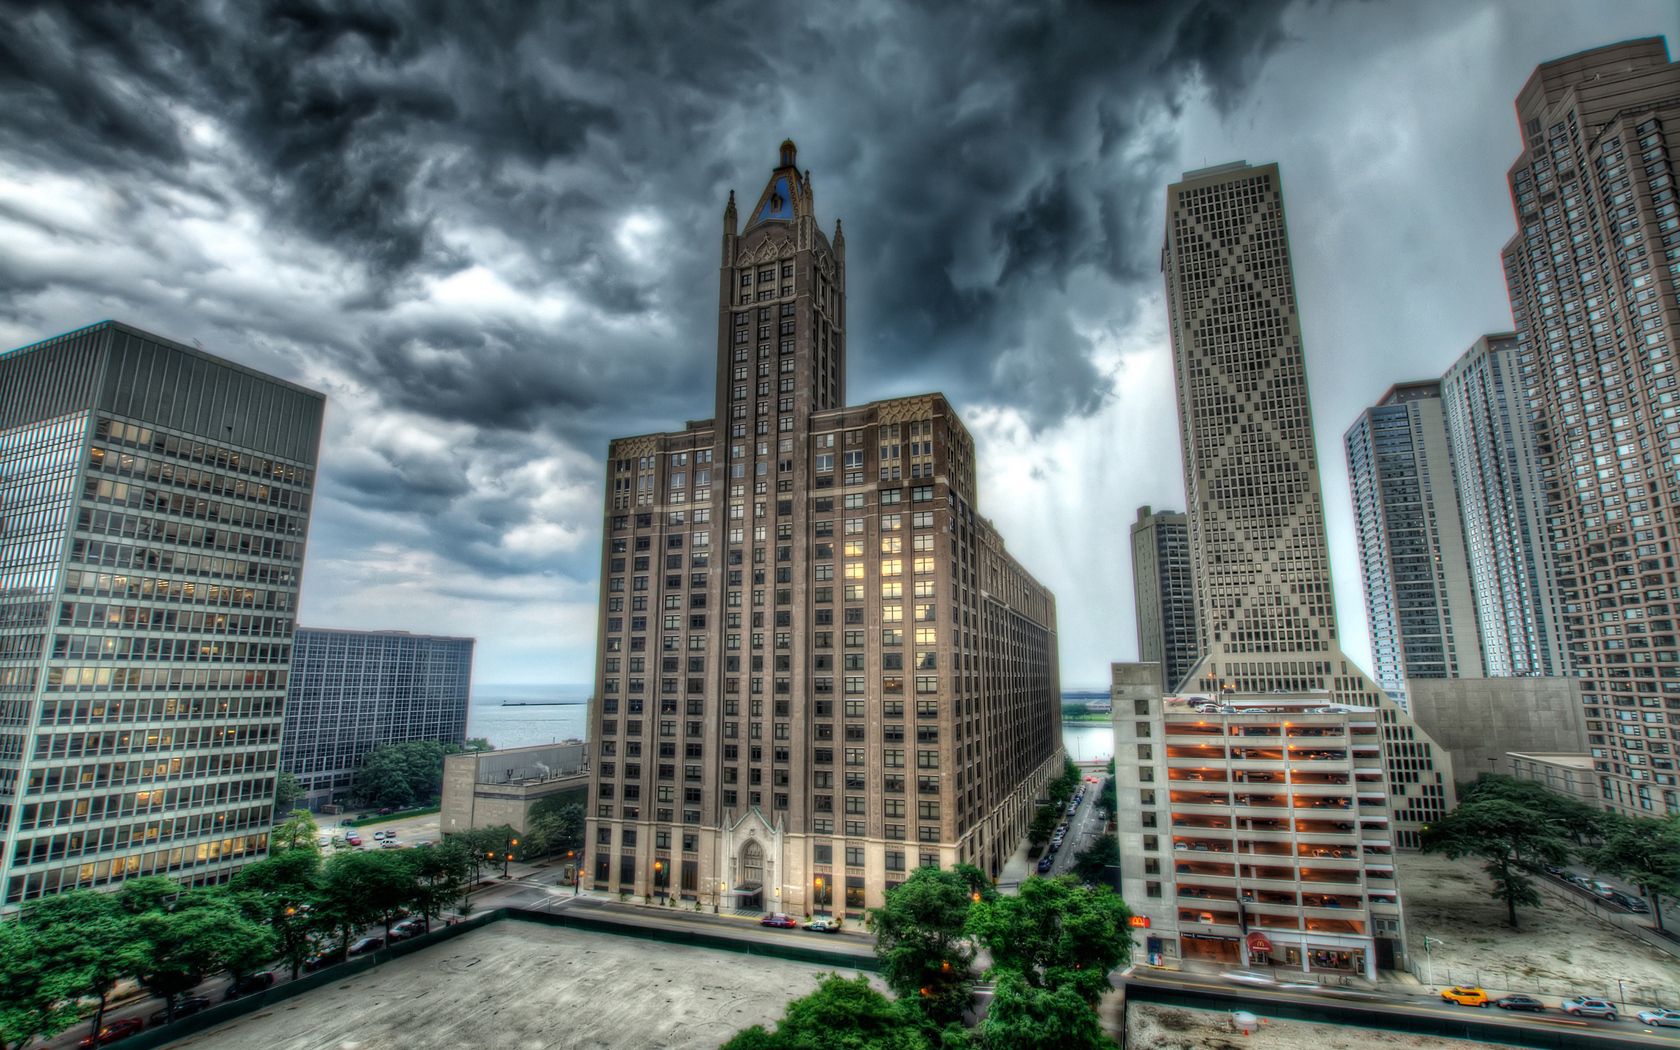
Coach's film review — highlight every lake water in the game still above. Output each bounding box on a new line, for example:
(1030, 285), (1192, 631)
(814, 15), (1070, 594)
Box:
(470, 685), (1113, 763)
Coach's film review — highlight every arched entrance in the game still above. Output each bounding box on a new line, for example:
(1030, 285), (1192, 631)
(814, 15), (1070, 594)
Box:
(737, 840), (765, 912)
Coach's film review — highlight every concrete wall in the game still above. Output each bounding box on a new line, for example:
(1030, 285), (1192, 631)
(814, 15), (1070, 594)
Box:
(1406, 677), (1587, 787)
(441, 742), (590, 835)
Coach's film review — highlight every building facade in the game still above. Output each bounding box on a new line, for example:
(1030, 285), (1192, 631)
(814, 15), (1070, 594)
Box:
(281, 627), (474, 811)
(441, 741), (587, 836)
(1405, 677), (1589, 787)
(1130, 505), (1200, 692)
(585, 142), (1062, 916)
(1500, 38), (1680, 817)
(1344, 381), (1484, 706)
(1160, 161), (1455, 851)
(1440, 333), (1568, 679)
(0, 321), (323, 906)
(1112, 663), (1406, 979)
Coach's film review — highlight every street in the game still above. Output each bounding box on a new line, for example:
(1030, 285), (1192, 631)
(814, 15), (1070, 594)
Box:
(1045, 774), (1104, 878)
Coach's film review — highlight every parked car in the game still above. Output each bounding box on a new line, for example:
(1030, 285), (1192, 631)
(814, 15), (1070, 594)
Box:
(1637, 1009), (1680, 1028)
(803, 917), (842, 933)
(344, 833), (363, 847)
(1036, 855), (1054, 873)
(223, 971), (275, 1000)
(390, 918), (427, 940)
(380, 838), (403, 849)
(1494, 995), (1546, 1013)
(149, 995), (213, 1026)
(1441, 986), (1490, 1007)
(349, 936), (384, 955)
(1610, 891), (1650, 913)
(78, 1017), (144, 1047)
(373, 829), (390, 840)
(760, 913), (798, 929)
(304, 947), (344, 972)
(1562, 996), (1618, 1020)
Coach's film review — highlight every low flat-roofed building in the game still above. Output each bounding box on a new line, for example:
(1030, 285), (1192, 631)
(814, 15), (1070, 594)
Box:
(1506, 751), (1598, 808)
(442, 742), (588, 834)
(1115, 664), (1406, 979)
(1406, 677), (1587, 788)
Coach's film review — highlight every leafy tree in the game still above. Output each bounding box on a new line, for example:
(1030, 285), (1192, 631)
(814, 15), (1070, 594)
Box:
(320, 848), (419, 940)
(412, 842), (473, 928)
(115, 874), (185, 915)
(274, 770), (304, 810)
(1071, 836), (1119, 887)
(1591, 814), (1680, 932)
(1047, 761), (1080, 806)
(720, 973), (958, 1050)
(272, 808), (321, 853)
(22, 889), (147, 1046)
(525, 797), (585, 859)
(978, 969), (1114, 1050)
(952, 862), (995, 904)
(232, 849), (323, 979)
(465, 737), (494, 752)
(1027, 805), (1059, 850)
(135, 895), (275, 1019)
(1422, 789), (1573, 928)
(1460, 774), (1608, 841)
(1097, 777), (1116, 816)
(865, 866), (976, 1024)
(965, 876), (1132, 1005)
(352, 740), (453, 809)
(0, 921), (77, 1050)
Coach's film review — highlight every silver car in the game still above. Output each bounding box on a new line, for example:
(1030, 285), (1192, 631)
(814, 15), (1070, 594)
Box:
(1562, 996), (1618, 1020)
(1637, 1009), (1680, 1028)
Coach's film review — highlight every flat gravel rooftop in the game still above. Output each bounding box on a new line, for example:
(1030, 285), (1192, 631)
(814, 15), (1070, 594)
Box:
(169, 921), (880, 1050)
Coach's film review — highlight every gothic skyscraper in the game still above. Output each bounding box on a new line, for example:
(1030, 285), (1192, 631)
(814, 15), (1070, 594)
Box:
(586, 142), (1061, 914)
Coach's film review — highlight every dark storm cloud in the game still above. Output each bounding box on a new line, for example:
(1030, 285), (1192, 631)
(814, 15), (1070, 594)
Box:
(0, 0), (1301, 595)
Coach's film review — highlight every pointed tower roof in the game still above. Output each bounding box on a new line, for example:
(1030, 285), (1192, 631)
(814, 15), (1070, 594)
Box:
(744, 138), (811, 231)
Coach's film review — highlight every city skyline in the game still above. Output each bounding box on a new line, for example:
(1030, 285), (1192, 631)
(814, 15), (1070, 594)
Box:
(2, 3), (1678, 688)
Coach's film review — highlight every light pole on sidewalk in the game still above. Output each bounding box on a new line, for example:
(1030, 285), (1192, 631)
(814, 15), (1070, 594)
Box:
(1422, 936), (1444, 986)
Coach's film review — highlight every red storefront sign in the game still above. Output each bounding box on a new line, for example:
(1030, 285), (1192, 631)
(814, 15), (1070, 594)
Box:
(1129, 915), (1151, 928)
(1245, 931), (1273, 954)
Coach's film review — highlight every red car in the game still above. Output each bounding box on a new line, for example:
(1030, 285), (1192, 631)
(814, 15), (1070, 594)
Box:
(760, 912), (798, 928)
(78, 1017), (144, 1048)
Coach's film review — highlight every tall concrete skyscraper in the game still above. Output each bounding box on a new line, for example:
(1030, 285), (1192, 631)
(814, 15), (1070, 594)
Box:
(586, 142), (1060, 915)
(0, 321), (323, 906)
(1344, 381), (1484, 707)
(1129, 505), (1199, 691)
(1501, 39), (1680, 816)
(1161, 161), (1454, 844)
(1440, 333), (1567, 679)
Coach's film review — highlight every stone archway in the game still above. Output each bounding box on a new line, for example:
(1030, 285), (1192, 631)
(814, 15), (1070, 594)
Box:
(738, 839), (765, 912)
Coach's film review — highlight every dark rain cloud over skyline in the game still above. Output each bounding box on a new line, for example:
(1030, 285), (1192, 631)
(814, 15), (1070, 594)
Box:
(2, 0), (1677, 687)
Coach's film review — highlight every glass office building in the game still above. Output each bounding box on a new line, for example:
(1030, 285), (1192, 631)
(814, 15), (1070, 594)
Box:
(0, 321), (323, 905)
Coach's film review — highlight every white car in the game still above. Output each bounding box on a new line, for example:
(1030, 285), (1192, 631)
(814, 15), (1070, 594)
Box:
(1220, 971), (1275, 986)
(1638, 1009), (1680, 1028)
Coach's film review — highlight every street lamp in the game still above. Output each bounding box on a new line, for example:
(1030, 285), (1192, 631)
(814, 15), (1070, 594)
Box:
(653, 859), (667, 903)
(566, 850), (580, 896)
(1422, 936), (1445, 986)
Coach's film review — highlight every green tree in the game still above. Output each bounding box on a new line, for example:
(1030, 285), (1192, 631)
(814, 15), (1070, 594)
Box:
(0, 921), (78, 1050)
(865, 866), (976, 1024)
(352, 740), (452, 809)
(412, 841), (473, 928)
(978, 969), (1115, 1050)
(1591, 814), (1680, 932)
(965, 876), (1132, 1005)
(720, 973), (957, 1050)
(22, 889), (147, 1046)
(1047, 761), (1080, 806)
(1071, 836), (1119, 887)
(525, 797), (585, 859)
(135, 895), (275, 1019)
(1421, 790), (1573, 928)
(1097, 776), (1116, 816)
(274, 770), (304, 811)
(320, 849), (419, 940)
(231, 849), (323, 979)
(1027, 805), (1059, 850)
(272, 808), (321, 853)
(465, 737), (493, 752)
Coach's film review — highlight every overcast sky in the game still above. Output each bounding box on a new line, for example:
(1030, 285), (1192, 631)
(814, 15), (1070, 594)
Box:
(3, 1), (1677, 689)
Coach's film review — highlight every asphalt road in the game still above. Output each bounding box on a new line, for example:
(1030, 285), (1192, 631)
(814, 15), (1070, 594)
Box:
(1045, 776), (1104, 877)
(1124, 967), (1680, 1046)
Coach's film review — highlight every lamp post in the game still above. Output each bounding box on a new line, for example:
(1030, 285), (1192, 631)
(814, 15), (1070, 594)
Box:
(566, 850), (580, 896)
(1422, 936), (1444, 986)
(814, 875), (828, 917)
(716, 881), (725, 915)
(653, 859), (666, 903)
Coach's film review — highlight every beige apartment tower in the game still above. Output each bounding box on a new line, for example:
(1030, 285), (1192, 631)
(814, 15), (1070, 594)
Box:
(1160, 161), (1454, 846)
(1131, 506), (1199, 692)
(1500, 38), (1680, 817)
(585, 142), (1062, 916)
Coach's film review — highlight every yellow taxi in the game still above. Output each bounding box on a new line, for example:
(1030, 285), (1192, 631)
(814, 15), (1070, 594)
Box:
(1440, 986), (1490, 1007)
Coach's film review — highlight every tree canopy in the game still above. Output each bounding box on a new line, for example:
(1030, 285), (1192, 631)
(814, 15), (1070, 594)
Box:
(1070, 836), (1119, 888)
(271, 808), (321, 852)
(1591, 814), (1680, 932)
(352, 740), (458, 809)
(965, 876), (1132, 1005)
(865, 866), (977, 1024)
(977, 969), (1114, 1050)
(721, 974), (963, 1050)
(1422, 777), (1576, 927)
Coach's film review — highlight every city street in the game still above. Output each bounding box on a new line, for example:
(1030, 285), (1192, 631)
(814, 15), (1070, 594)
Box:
(1045, 774), (1105, 878)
